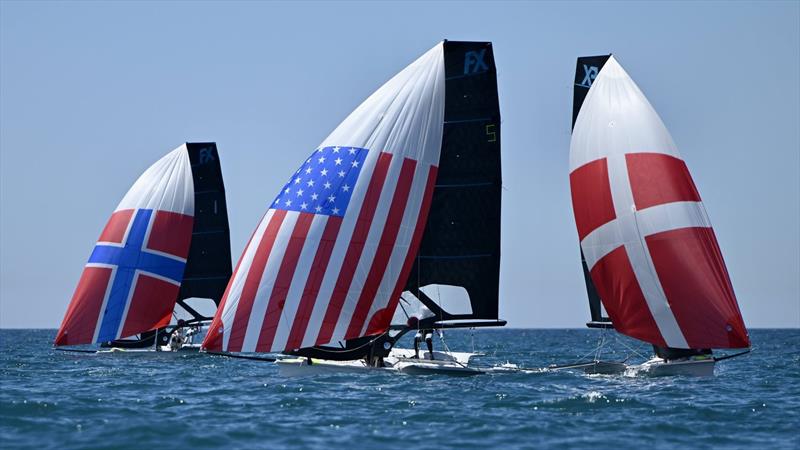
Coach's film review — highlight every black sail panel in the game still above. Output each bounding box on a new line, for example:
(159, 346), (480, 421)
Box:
(572, 55), (612, 327)
(404, 41), (502, 321)
(179, 143), (233, 308)
(572, 55), (611, 128)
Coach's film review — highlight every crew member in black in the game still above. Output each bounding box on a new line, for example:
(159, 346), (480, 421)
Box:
(413, 329), (434, 360)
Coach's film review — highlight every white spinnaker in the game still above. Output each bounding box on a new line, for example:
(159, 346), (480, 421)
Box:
(115, 144), (194, 216)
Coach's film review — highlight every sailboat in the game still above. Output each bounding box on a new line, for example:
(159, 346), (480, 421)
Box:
(55, 143), (232, 353)
(202, 40), (503, 375)
(569, 55), (750, 376)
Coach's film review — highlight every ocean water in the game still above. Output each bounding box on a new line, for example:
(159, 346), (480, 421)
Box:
(1, 329), (798, 449)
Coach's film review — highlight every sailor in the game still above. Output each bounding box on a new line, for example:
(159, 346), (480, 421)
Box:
(169, 320), (187, 351)
(413, 329), (435, 360)
(410, 305), (436, 359)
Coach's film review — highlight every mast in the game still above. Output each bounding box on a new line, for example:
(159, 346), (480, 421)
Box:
(568, 55), (750, 351)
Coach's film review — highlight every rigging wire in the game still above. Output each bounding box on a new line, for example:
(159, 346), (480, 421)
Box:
(594, 330), (607, 361)
(612, 333), (649, 360)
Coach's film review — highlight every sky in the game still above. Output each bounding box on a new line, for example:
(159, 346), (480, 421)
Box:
(1, 1), (798, 329)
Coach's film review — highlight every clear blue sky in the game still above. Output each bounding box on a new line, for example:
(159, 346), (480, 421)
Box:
(1, 1), (798, 328)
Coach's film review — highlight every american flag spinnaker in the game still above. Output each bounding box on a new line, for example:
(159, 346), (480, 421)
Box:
(203, 43), (446, 353)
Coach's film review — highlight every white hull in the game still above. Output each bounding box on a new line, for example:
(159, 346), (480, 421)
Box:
(633, 356), (716, 377)
(276, 348), (478, 377)
(92, 344), (202, 355)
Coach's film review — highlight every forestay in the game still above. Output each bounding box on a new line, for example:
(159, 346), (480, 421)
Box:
(203, 43), (445, 353)
(569, 55), (749, 350)
(55, 145), (195, 346)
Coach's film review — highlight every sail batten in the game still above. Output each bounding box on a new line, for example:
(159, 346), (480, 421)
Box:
(569, 55), (749, 349)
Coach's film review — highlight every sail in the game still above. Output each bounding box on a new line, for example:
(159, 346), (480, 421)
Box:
(177, 143), (232, 311)
(55, 145), (195, 346)
(202, 43), (445, 353)
(400, 41), (502, 323)
(572, 55), (611, 326)
(569, 55), (749, 349)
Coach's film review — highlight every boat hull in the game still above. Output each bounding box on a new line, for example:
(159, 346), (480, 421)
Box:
(635, 357), (715, 377)
(275, 348), (479, 377)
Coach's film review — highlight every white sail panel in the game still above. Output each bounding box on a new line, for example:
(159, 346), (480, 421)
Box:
(204, 43), (445, 353)
(116, 144), (194, 216)
(570, 57), (680, 173)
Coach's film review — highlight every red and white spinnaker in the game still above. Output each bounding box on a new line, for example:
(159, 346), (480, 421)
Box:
(569, 56), (749, 350)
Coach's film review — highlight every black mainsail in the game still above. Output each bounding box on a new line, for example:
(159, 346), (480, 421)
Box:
(176, 143), (233, 317)
(571, 55), (613, 328)
(405, 40), (503, 326)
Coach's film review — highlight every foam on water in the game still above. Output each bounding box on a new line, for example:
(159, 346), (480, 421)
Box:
(1, 329), (798, 449)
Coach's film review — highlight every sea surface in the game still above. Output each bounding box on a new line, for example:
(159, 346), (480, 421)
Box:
(1, 328), (798, 449)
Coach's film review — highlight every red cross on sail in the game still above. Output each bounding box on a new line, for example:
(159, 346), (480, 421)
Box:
(569, 56), (749, 350)
(202, 43), (445, 353)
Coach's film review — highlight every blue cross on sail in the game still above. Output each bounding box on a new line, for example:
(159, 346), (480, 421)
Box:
(56, 145), (195, 346)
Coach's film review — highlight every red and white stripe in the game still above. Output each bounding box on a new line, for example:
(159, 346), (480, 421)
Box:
(570, 56), (749, 349)
(203, 42), (445, 353)
(205, 152), (439, 353)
